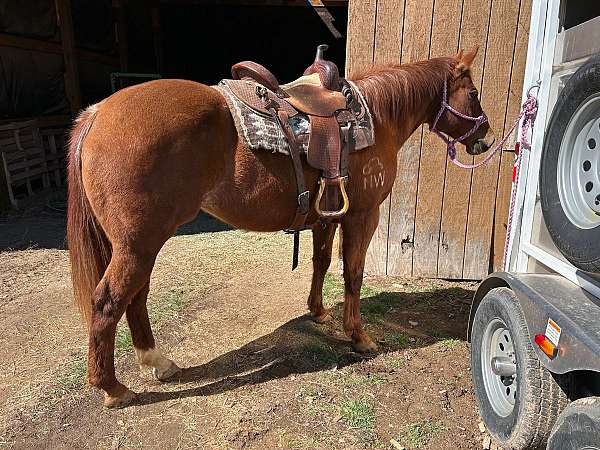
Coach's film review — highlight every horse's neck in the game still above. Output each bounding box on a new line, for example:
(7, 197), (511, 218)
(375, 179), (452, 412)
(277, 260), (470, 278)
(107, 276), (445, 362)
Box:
(371, 99), (436, 153)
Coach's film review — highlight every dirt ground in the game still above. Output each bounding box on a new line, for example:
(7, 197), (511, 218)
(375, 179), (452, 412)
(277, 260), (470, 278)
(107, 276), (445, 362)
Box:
(0, 194), (494, 449)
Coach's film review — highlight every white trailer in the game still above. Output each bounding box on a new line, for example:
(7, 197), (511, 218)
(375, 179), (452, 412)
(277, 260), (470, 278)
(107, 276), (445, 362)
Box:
(469, 1), (600, 449)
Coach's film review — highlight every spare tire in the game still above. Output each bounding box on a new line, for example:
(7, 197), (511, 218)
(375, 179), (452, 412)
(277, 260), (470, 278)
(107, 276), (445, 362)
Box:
(540, 53), (600, 272)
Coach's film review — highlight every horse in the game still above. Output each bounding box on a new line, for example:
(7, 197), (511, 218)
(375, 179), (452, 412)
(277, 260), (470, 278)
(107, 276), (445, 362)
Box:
(67, 46), (494, 408)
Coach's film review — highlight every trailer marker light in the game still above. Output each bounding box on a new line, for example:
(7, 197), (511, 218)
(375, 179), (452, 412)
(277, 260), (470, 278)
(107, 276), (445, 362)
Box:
(534, 334), (558, 359)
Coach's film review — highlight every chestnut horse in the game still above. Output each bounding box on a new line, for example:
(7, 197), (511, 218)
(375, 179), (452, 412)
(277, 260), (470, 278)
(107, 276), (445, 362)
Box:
(67, 47), (494, 408)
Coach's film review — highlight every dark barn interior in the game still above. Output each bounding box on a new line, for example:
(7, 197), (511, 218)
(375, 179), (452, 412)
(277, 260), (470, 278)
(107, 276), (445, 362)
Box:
(0, 0), (348, 210)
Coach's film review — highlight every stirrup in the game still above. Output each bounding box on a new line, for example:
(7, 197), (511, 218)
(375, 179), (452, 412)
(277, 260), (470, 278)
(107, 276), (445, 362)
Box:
(314, 176), (349, 219)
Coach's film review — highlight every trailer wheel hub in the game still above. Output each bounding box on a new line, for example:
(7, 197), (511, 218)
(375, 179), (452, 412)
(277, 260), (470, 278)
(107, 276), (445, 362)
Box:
(481, 319), (518, 417)
(558, 93), (600, 228)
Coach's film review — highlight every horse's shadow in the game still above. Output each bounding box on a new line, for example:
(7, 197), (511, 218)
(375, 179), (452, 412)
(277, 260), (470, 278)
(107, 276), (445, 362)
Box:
(133, 287), (474, 406)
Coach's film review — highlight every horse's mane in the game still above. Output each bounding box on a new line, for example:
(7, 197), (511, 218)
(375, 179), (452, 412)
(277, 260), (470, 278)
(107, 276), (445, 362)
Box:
(351, 57), (456, 126)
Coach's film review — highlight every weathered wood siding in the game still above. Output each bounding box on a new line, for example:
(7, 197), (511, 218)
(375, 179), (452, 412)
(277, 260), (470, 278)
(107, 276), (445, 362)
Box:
(346, 0), (532, 279)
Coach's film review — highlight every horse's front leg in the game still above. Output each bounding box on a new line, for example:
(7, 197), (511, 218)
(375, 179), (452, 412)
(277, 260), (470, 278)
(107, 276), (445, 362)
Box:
(307, 223), (337, 323)
(341, 208), (380, 352)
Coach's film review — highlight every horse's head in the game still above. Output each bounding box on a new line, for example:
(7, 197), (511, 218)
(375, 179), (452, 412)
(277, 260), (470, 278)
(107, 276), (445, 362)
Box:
(431, 46), (496, 156)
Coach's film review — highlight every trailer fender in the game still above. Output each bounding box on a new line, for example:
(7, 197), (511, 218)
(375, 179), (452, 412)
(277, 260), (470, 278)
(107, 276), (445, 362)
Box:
(468, 272), (600, 374)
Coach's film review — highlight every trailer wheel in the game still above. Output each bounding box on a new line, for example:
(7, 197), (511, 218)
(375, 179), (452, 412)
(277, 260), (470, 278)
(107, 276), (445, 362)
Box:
(547, 397), (600, 450)
(540, 53), (600, 272)
(471, 288), (569, 449)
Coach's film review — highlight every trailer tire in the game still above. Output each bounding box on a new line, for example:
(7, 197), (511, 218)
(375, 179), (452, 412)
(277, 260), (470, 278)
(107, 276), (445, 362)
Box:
(471, 288), (570, 449)
(540, 53), (600, 272)
(547, 397), (600, 450)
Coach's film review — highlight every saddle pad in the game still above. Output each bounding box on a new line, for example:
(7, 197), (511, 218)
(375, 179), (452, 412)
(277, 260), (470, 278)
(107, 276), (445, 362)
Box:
(214, 79), (375, 156)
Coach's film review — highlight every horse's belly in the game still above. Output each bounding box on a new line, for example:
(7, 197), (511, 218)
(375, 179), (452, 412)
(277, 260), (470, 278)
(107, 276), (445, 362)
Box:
(200, 181), (298, 232)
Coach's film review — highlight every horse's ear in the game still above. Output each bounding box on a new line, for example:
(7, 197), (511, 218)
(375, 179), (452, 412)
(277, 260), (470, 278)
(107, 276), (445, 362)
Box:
(462, 45), (479, 67)
(455, 45), (478, 75)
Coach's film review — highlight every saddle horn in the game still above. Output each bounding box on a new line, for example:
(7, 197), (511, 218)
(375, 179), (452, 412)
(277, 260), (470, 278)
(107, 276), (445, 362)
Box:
(303, 44), (340, 91)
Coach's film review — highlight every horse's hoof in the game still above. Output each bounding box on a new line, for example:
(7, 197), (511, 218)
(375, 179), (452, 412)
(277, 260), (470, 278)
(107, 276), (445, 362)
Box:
(104, 388), (136, 409)
(153, 361), (181, 381)
(311, 308), (333, 324)
(352, 338), (379, 353)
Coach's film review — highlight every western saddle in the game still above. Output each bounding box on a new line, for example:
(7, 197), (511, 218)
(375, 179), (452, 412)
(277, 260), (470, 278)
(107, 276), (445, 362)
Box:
(230, 44), (362, 232)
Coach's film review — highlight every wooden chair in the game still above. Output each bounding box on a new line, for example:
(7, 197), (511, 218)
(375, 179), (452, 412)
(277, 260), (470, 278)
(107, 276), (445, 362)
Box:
(40, 127), (68, 187)
(0, 120), (48, 207)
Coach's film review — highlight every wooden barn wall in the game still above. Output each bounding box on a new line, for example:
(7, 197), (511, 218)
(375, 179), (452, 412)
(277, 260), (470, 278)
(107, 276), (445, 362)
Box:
(346, 0), (532, 280)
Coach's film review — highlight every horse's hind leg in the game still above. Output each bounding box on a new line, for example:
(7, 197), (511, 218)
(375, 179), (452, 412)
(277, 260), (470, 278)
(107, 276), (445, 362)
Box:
(88, 248), (154, 408)
(341, 208), (380, 353)
(307, 223), (337, 323)
(126, 281), (180, 380)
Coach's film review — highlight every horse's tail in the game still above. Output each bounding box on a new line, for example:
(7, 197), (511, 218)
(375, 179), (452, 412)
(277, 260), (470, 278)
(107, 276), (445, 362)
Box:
(67, 105), (111, 328)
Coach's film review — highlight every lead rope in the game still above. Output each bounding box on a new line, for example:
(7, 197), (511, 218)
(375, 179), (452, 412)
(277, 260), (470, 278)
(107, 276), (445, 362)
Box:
(446, 93), (538, 170)
(502, 90), (539, 270)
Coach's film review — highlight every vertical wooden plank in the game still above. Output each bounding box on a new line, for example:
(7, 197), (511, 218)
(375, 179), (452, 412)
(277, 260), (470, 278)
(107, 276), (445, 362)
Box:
(409, 0), (463, 278)
(364, 0), (405, 275)
(373, 0), (404, 62)
(386, 0), (435, 277)
(345, 0), (380, 273)
(55, 0), (81, 113)
(462, 0), (521, 279)
(492, 0), (532, 271)
(436, 0), (491, 279)
(345, 0), (377, 77)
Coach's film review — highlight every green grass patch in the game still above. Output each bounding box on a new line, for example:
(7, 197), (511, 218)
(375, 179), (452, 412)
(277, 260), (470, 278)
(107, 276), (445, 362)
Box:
(56, 356), (87, 394)
(385, 356), (406, 369)
(361, 292), (398, 324)
(115, 326), (133, 356)
(297, 385), (323, 399)
(322, 273), (345, 307)
(400, 421), (441, 448)
(149, 288), (188, 324)
(428, 329), (449, 339)
(303, 341), (339, 366)
(322, 273), (380, 308)
(114, 287), (190, 357)
(389, 333), (410, 347)
(438, 338), (461, 349)
(342, 372), (386, 388)
(363, 373), (386, 385)
(340, 395), (376, 431)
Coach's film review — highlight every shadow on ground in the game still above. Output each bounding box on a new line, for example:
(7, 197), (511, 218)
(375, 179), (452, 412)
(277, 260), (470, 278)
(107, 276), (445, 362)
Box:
(0, 189), (230, 250)
(133, 286), (475, 406)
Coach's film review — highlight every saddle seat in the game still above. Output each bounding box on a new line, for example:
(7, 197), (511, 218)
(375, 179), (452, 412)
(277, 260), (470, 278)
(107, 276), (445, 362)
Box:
(230, 66), (347, 117)
(280, 74), (347, 117)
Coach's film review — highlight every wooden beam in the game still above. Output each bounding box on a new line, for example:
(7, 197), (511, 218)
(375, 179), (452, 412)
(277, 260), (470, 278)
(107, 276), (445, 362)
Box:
(309, 0), (343, 38)
(0, 33), (119, 66)
(55, 0), (82, 113)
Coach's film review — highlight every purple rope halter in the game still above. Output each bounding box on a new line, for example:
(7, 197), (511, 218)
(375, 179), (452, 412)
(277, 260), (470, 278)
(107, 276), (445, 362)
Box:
(430, 79), (538, 169)
(429, 79), (490, 169)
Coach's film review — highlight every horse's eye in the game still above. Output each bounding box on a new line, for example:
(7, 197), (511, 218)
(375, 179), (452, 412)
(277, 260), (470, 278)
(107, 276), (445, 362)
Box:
(469, 89), (479, 100)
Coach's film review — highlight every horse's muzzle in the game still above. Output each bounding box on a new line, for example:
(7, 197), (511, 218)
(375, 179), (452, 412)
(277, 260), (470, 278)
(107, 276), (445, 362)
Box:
(469, 136), (495, 155)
